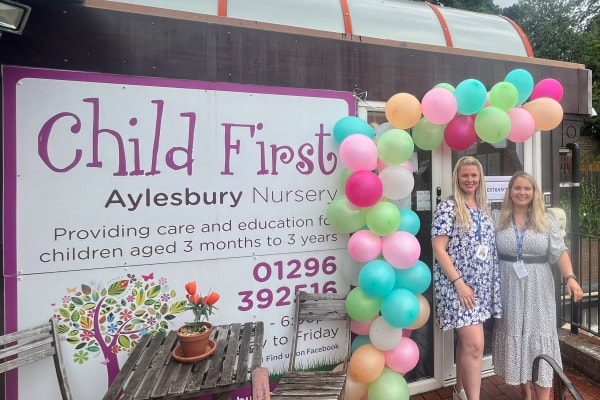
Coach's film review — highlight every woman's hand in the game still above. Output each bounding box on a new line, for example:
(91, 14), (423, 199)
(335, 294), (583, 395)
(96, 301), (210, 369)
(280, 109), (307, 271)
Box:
(567, 279), (584, 302)
(455, 280), (476, 309)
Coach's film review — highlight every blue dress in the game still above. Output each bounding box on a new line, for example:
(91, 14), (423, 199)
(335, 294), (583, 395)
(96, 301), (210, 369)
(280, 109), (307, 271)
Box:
(431, 199), (502, 330)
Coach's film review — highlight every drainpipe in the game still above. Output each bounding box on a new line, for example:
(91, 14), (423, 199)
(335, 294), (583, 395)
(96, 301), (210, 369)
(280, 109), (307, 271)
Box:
(566, 142), (580, 334)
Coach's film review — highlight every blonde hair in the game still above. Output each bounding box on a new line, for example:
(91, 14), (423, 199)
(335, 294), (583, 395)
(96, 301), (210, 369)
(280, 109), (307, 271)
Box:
(451, 156), (490, 229)
(498, 171), (548, 232)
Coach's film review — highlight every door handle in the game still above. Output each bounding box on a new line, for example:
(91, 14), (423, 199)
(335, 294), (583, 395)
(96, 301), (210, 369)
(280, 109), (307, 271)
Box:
(436, 187), (442, 205)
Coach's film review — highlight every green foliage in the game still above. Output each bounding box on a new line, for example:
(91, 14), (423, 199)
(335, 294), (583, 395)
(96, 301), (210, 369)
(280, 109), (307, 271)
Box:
(579, 181), (600, 235)
(562, 180), (600, 236)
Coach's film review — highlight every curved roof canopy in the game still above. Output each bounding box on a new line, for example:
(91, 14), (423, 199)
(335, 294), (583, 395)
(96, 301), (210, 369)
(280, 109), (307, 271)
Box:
(98, 0), (533, 57)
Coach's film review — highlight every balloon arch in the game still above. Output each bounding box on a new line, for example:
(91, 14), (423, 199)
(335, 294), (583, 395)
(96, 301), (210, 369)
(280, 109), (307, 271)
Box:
(327, 69), (564, 399)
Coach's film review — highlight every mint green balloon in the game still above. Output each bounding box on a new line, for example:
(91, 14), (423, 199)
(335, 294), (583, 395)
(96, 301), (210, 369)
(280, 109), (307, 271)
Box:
(434, 82), (456, 93)
(366, 201), (401, 236)
(489, 81), (519, 111)
(339, 168), (352, 187)
(326, 195), (366, 233)
(345, 286), (382, 321)
(412, 117), (445, 150)
(377, 129), (414, 165)
(474, 106), (511, 144)
(368, 368), (410, 400)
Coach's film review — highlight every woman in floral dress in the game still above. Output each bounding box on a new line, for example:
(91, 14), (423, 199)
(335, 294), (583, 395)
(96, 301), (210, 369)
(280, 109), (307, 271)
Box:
(492, 172), (583, 400)
(432, 156), (502, 400)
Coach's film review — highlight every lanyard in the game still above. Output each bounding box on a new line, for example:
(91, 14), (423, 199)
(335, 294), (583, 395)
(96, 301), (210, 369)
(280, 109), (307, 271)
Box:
(512, 218), (526, 258)
(471, 206), (482, 242)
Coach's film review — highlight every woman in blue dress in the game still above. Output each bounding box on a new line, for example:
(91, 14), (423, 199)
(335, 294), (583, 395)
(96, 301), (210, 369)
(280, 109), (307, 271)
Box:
(432, 156), (502, 400)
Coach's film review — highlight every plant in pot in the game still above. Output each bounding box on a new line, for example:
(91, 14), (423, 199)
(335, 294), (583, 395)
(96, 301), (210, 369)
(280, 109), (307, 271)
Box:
(176, 280), (220, 358)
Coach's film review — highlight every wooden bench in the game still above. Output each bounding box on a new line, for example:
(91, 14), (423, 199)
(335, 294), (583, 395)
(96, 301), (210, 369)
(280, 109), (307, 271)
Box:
(0, 318), (73, 400)
(255, 292), (350, 400)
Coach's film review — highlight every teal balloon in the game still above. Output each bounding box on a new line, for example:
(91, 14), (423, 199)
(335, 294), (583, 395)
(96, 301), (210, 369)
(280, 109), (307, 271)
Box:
(358, 259), (396, 298)
(434, 82), (456, 93)
(505, 68), (534, 105)
(368, 368), (410, 400)
(333, 116), (375, 144)
(398, 208), (420, 235)
(351, 335), (371, 353)
(376, 129), (414, 165)
(474, 106), (511, 143)
(412, 117), (445, 150)
(381, 288), (419, 328)
(454, 79), (487, 115)
(345, 286), (382, 321)
(489, 81), (518, 111)
(366, 201), (401, 236)
(394, 260), (432, 295)
(326, 195), (366, 233)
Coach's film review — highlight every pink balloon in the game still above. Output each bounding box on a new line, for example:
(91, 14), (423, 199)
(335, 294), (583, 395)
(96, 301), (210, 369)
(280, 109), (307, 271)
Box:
(400, 161), (413, 173)
(444, 115), (477, 151)
(384, 337), (420, 374)
(381, 232), (421, 269)
(351, 317), (376, 335)
(339, 134), (378, 171)
(345, 170), (383, 208)
(507, 107), (535, 143)
(421, 88), (458, 125)
(348, 230), (382, 262)
(530, 78), (564, 102)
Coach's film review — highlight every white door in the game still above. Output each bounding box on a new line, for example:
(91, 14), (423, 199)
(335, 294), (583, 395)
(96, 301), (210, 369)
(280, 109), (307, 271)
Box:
(437, 136), (540, 386)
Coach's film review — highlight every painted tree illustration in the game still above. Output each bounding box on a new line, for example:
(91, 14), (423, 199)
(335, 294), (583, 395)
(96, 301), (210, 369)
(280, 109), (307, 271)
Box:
(53, 273), (187, 384)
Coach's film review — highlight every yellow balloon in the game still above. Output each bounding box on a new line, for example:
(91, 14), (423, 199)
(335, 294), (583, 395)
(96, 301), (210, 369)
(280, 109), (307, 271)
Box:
(407, 294), (430, 330)
(348, 344), (386, 383)
(521, 97), (563, 131)
(385, 93), (422, 129)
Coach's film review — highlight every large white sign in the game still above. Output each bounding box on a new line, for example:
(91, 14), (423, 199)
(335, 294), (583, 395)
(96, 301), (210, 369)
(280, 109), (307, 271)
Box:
(2, 67), (353, 400)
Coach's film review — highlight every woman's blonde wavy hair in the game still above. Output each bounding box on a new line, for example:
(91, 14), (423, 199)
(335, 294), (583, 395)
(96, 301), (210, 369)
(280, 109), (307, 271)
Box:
(451, 156), (490, 229)
(497, 171), (548, 232)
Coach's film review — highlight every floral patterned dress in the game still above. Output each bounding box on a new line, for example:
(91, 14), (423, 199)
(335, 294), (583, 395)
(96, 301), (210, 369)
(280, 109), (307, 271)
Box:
(431, 199), (502, 330)
(491, 211), (566, 387)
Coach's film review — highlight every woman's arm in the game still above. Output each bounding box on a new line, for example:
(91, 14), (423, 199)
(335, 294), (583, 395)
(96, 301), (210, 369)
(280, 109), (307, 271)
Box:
(556, 251), (583, 302)
(432, 235), (475, 308)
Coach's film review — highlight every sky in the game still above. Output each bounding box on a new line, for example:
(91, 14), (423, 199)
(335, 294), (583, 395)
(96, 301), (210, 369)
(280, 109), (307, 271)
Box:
(495, 0), (517, 6)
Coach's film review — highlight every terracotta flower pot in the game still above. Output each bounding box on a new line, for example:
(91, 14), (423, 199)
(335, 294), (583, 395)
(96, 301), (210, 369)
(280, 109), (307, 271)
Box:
(176, 322), (213, 357)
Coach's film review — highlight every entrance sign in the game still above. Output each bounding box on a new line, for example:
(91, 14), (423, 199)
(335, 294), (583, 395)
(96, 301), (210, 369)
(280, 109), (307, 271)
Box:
(2, 67), (353, 399)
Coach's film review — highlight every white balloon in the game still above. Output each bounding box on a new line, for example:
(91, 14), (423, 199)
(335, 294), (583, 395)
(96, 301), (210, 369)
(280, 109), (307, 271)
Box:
(369, 316), (403, 351)
(340, 254), (364, 286)
(379, 165), (415, 200)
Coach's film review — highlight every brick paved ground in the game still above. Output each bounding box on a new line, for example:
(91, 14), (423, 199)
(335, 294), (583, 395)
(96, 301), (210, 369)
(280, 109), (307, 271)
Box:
(410, 366), (600, 400)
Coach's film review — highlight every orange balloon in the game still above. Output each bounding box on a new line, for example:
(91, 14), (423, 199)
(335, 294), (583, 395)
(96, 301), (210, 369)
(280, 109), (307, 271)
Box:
(385, 93), (422, 129)
(348, 344), (386, 383)
(344, 374), (369, 400)
(521, 97), (563, 131)
(407, 294), (431, 330)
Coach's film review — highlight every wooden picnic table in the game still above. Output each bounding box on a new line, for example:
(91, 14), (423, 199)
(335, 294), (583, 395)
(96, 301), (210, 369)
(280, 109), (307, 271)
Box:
(103, 321), (264, 400)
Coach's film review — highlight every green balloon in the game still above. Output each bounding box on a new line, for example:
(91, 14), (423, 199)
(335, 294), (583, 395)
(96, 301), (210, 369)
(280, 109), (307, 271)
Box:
(434, 82), (456, 93)
(326, 195), (366, 233)
(412, 117), (445, 150)
(345, 286), (382, 321)
(339, 168), (352, 188)
(377, 129), (414, 165)
(368, 368), (410, 400)
(489, 81), (519, 111)
(366, 201), (401, 236)
(474, 106), (511, 144)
